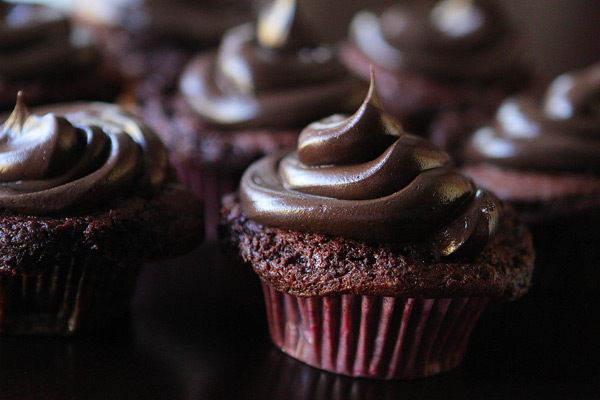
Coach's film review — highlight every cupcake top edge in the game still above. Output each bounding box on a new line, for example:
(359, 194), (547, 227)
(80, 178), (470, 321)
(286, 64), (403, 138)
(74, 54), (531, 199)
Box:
(239, 71), (503, 258)
(0, 92), (169, 215)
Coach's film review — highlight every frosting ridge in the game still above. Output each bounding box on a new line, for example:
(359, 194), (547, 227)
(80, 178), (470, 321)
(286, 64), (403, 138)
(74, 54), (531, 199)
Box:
(0, 2), (97, 79)
(179, 0), (361, 128)
(0, 94), (168, 214)
(462, 63), (600, 173)
(241, 74), (502, 256)
(349, 0), (524, 81)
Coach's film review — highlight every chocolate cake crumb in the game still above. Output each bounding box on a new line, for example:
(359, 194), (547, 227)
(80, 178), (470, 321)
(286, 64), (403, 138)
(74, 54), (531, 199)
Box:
(0, 184), (203, 275)
(222, 193), (534, 301)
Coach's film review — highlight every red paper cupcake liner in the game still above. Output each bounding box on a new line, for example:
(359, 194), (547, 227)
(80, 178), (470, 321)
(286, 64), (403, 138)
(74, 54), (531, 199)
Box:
(0, 254), (141, 335)
(261, 282), (489, 380)
(172, 159), (240, 242)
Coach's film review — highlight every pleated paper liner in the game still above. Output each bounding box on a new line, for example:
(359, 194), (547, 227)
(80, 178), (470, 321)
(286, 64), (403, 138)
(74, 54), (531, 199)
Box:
(262, 282), (489, 380)
(0, 255), (141, 335)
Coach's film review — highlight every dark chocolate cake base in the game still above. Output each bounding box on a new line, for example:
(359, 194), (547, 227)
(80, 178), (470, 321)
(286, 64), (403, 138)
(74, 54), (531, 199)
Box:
(0, 183), (204, 335)
(222, 193), (534, 301)
(221, 193), (533, 379)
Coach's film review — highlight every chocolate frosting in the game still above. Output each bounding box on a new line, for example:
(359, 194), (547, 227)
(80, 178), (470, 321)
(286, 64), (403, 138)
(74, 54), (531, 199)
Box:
(349, 0), (524, 81)
(462, 63), (600, 173)
(0, 2), (98, 79)
(240, 75), (502, 256)
(0, 94), (168, 215)
(179, 0), (362, 129)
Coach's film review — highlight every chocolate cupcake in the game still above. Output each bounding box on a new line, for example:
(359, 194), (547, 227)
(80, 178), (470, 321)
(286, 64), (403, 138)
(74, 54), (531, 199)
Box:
(222, 74), (535, 379)
(459, 63), (600, 296)
(339, 0), (531, 152)
(0, 94), (203, 335)
(0, 1), (123, 111)
(144, 0), (364, 240)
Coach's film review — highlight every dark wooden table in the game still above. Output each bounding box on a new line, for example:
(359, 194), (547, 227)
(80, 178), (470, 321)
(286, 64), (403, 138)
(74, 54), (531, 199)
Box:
(1, 243), (598, 399)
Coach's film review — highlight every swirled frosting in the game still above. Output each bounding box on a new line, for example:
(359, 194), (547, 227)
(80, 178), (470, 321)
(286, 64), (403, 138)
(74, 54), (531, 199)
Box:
(461, 64), (600, 173)
(179, 0), (361, 129)
(0, 93), (168, 215)
(240, 74), (502, 256)
(0, 2), (97, 80)
(349, 0), (524, 81)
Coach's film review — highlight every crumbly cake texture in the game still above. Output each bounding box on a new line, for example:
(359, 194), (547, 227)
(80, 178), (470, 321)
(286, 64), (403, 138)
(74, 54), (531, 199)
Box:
(141, 94), (299, 173)
(221, 193), (534, 301)
(0, 183), (203, 276)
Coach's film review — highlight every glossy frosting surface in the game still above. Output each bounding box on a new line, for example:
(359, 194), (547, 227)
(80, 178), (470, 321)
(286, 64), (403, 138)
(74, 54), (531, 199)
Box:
(0, 1), (97, 79)
(349, 0), (524, 81)
(240, 76), (502, 256)
(179, 0), (361, 129)
(462, 63), (600, 173)
(0, 94), (168, 214)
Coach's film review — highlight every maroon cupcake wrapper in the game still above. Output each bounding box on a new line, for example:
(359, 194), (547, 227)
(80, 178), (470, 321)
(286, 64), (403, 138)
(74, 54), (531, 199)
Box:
(0, 254), (141, 335)
(261, 282), (489, 380)
(172, 159), (240, 242)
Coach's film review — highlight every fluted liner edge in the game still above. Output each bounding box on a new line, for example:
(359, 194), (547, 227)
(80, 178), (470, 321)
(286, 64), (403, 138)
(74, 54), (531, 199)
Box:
(261, 282), (489, 379)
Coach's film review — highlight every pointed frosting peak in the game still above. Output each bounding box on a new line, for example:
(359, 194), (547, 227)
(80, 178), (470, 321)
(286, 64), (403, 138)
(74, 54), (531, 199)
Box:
(2, 91), (32, 138)
(257, 0), (314, 50)
(241, 66), (501, 256)
(297, 69), (400, 166)
(365, 66), (385, 110)
(180, 0), (360, 129)
(0, 103), (168, 214)
(240, 61), (501, 256)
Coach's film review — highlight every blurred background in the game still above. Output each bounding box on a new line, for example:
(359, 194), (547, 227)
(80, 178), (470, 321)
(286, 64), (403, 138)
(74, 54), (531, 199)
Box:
(310, 0), (600, 76)
(270, 0), (600, 79)
(20, 0), (597, 79)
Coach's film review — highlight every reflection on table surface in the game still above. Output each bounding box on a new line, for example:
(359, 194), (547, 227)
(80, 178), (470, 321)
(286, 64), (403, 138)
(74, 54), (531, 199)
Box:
(0, 243), (598, 400)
